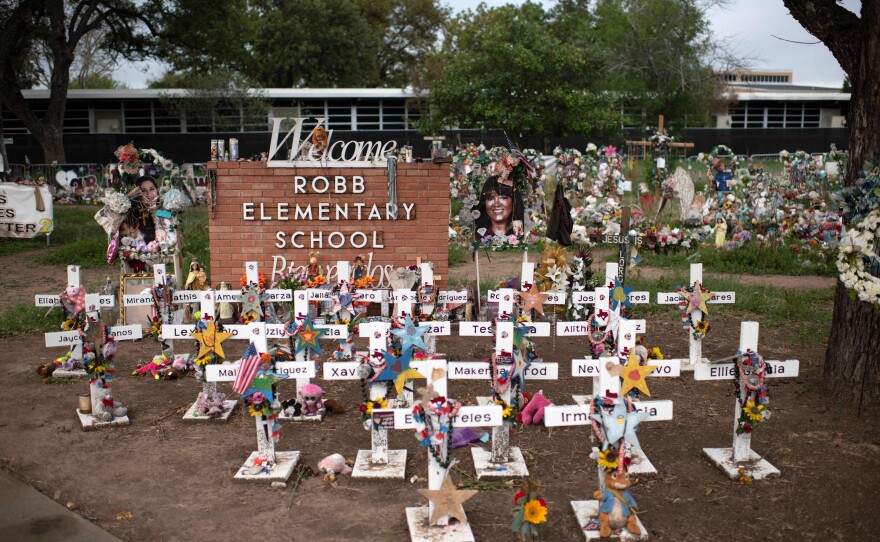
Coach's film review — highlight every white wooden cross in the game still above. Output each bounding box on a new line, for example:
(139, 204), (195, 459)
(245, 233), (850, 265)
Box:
(656, 263), (736, 368)
(698, 321), (799, 480)
(37, 265), (116, 378)
(544, 319), (669, 540)
(457, 287), (551, 478)
(362, 360), (502, 542)
(121, 264), (188, 362)
(204, 322), (314, 482)
(76, 293), (141, 430)
(565, 318), (678, 475)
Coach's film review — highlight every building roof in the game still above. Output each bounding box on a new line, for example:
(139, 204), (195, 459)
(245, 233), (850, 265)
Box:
(21, 88), (420, 100)
(722, 82), (849, 102)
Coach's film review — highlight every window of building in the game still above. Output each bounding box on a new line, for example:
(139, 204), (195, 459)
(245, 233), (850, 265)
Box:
(94, 108), (123, 133)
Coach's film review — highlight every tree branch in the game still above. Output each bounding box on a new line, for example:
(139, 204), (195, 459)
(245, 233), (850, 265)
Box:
(782, 0), (861, 75)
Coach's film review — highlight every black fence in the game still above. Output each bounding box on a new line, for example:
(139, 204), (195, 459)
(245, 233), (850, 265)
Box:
(4, 127), (849, 164)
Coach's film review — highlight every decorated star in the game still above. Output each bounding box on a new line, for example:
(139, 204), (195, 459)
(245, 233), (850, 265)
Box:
(241, 284), (264, 317)
(610, 279), (634, 310)
(191, 321), (233, 365)
(418, 474), (478, 526)
(518, 284), (549, 315)
(376, 348), (425, 396)
(618, 350), (657, 397)
(293, 316), (325, 355)
(510, 348), (532, 389)
(682, 281), (713, 314)
(590, 395), (648, 450)
(241, 364), (288, 403)
(390, 315), (429, 353)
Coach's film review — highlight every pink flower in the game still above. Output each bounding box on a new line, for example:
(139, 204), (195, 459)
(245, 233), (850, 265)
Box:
(605, 145), (617, 157)
(508, 235), (520, 246)
(250, 392), (266, 404)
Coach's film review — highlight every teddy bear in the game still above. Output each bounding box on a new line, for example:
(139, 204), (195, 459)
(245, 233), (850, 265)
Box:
(318, 453), (352, 482)
(92, 386), (128, 422)
(195, 392), (227, 417)
(298, 383), (326, 417)
(281, 398), (302, 418)
(518, 390), (553, 425)
(593, 468), (640, 538)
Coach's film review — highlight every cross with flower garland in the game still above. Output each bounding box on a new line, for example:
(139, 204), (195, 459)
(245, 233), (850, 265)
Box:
(695, 321), (799, 481)
(549, 318), (678, 475)
(656, 263), (736, 368)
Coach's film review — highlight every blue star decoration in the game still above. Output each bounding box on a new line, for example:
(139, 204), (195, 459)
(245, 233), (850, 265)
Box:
(293, 316), (325, 355)
(610, 278), (634, 310)
(390, 315), (429, 353)
(241, 361), (288, 403)
(590, 395), (649, 450)
(375, 347), (425, 396)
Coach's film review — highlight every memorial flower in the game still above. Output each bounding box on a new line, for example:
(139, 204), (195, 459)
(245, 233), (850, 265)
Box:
(597, 448), (619, 471)
(743, 400), (765, 422)
(523, 499), (548, 525)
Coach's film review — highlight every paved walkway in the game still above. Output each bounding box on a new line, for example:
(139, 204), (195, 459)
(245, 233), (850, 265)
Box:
(0, 470), (121, 542)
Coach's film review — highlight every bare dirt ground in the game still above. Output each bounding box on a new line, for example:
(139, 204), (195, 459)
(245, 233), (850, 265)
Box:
(0, 254), (877, 542)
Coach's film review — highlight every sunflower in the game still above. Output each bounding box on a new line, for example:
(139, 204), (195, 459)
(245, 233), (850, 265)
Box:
(248, 402), (266, 417)
(62, 319), (76, 331)
(523, 499), (548, 524)
(743, 400), (765, 422)
(694, 320), (710, 334)
(597, 449), (619, 472)
(650, 347), (664, 360)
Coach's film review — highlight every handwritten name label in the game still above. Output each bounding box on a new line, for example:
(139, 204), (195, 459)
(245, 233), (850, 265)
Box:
(323, 362), (361, 380)
(108, 325), (142, 340)
(275, 361), (316, 377)
(45, 331), (82, 347)
(437, 291), (468, 304)
(694, 359), (799, 381)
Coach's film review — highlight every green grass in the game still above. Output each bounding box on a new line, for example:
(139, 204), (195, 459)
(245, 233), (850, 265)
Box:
(449, 243), (470, 267)
(623, 242), (837, 277)
(0, 204), (212, 272)
(0, 304), (60, 337)
(623, 274), (835, 328)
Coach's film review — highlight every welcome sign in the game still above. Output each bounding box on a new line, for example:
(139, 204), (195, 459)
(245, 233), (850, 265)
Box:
(267, 117), (398, 168)
(208, 146), (449, 288)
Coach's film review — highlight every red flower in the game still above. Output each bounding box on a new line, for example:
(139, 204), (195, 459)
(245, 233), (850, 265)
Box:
(514, 491), (526, 504)
(537, 498), (547, 507)
(743, 423), (753, 434)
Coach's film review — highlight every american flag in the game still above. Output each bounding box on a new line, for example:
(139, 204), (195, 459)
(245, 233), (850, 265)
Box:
(233, 342), (261, 395)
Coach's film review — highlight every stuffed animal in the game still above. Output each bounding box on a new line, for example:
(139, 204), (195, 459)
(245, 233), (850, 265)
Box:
(593, 469), (640, 538)
(318, 453), (352, 482)
(519, 390), (553, 425)
(281, 398), (302, 418)
(298, 383), (326, 417)
(37, 360), (56, 378)
(195, 392), (227, 417)
(92, 386), (127, 422)
(133, 355), (170, 379)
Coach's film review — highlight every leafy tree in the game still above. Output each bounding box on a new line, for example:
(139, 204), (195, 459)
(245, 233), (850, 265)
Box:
(784, 0), (880, 406)
(352, 0), (450, 87)
(591, 0), (730, 130)
(157, 70), (270, 132)
(0, 0), (153, 162)
(423, 2), (619, 146)
(32, 19), (126, 90)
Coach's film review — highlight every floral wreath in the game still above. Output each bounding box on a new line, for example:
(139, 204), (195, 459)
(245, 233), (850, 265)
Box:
(837, 209), (880, 306)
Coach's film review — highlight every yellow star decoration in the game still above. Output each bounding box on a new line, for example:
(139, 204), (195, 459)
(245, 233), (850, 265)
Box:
(519, 284), (550, 315)
(192, 322), (233, 365)
(618, 350), (657, 397)
(682, 281), (713, 314)
(417, 474), (478, 525)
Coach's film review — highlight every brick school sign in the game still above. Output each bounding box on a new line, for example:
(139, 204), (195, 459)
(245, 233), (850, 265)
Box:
(207, 161), (449, 287)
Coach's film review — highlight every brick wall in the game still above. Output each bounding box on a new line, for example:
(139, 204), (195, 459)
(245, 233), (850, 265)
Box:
(207, 161), (449, 288)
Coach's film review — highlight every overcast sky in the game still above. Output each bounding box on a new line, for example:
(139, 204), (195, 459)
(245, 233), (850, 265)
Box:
(115, 0), (860, 89)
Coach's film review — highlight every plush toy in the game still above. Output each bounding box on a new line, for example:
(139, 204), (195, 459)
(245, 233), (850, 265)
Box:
(318, 453), (352, 482)
(298, 383), (326, 417)
(281, 398), (302, 418)
(133, 355), (170, 379)
(195, 392), (227, 417)
(593, 469), (640, 538)
(92, 386), (127, 422)
(519, 390), (553, 425)
(323, 398), (345, 414)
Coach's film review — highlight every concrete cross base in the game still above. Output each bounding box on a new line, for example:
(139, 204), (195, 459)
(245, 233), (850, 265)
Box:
(571, 500), (648, 540)
(703, 447), (781, 480)
(182, 399), (237, 422)
(351, 449), (407, 479)
(52, 368), (87, 379)
(471, 446), (528, 479)
(233, 451), (300, 483)
(76, 409), (130, 431)
(405, 507), (475, 542)
(278, 410), (324, 422)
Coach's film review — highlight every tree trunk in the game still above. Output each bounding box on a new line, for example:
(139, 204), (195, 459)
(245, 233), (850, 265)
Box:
(38, 126), (66, 164)
(844, 7), (880, 181)
(825, 283), (880, 409)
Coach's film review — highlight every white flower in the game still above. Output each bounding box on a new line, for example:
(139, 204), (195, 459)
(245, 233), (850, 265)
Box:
(586, 143), (597, 153)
